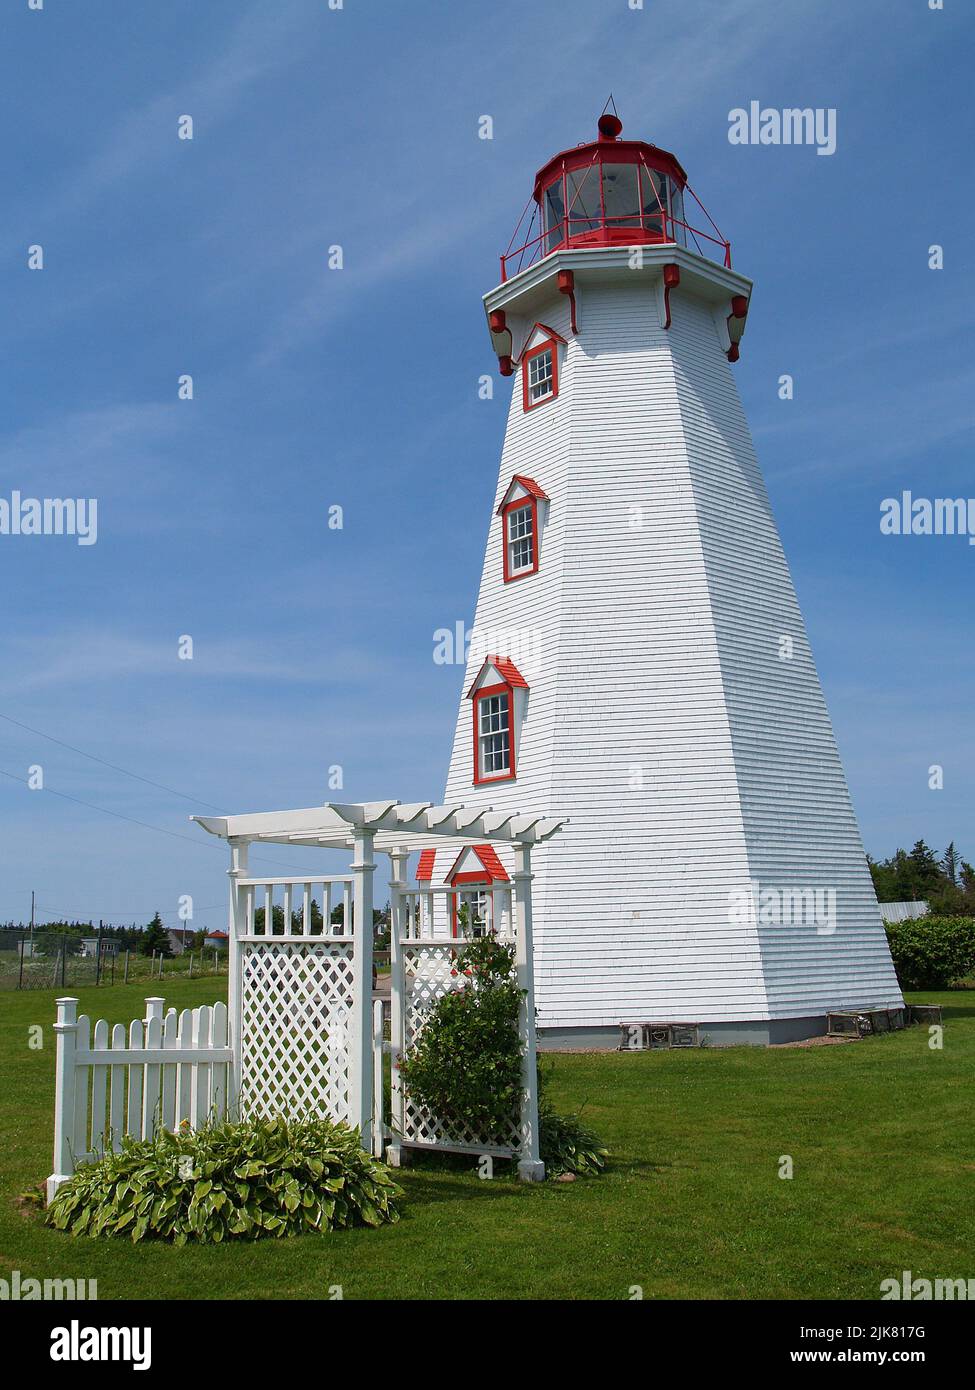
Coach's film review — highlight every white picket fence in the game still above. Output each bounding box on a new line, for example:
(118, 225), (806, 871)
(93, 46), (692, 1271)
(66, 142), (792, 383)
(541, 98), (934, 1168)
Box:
(47, 996), (231, 1201)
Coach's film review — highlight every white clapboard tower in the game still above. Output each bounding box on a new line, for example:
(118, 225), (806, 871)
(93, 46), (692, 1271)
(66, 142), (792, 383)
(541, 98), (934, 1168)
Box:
(435, 113), (902, 1046)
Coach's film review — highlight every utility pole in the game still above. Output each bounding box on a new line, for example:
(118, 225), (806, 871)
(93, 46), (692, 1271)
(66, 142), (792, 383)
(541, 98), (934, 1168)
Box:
(95, 919), (103, 986)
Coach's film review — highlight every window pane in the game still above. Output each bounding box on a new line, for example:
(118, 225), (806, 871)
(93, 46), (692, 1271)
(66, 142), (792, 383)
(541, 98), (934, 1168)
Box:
(527, 348), (553, 402)
(640, 167), (667, 236)
(601, 163), (641, 228)
(669, 182), (686, 245)
(543, 177), (565, 252)
(508, 503), (533, 541)
(565, 164), (601, 235)
(512, 538), (533, 570)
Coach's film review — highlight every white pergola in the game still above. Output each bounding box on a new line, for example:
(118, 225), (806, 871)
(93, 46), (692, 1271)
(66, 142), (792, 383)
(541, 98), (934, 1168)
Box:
(192, 800), (566, 1179)
(192, 798), (567, 853)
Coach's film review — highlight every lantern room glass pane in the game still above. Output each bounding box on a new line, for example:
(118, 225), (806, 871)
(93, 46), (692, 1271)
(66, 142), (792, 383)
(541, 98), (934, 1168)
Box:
(565, 164), (601, 235)
(640, 167), (668, 237)
(543, 177), (565, 252)
(669, 182), (687, 245)
(601, 163), (641, 228)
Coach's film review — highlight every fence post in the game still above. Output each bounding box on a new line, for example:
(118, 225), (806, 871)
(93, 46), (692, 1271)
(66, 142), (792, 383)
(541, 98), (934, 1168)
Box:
(512, 843), (544, 1182)
(372, 998), (385, 1157)
(18, 939), (24, 990)
(124, 950), (129, 984)
(227, 839), (249, 1117)
(47, 997), (80, 1202)
(385, 847), (409, 1167)
(350, 828), (376, 1150)
(142, 997), (165, 1137)
(59, 942), (67, 989)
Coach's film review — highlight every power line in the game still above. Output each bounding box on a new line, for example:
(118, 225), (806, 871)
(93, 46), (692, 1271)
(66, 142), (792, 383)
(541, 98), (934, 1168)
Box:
(0, 709), (225, 811)
(30, 897), (225, 918)
(0, 767), (300, 871)
(0, 767), (228, 849)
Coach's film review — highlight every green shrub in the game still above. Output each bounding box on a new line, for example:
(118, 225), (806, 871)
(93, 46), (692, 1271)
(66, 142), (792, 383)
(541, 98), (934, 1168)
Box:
(884, 915), (975, 990)
(47, 1114), (402, 1244)
(539, 1104), (609, 1176)
(399, 927), (609, 1175)
(397, 932), (525, 1137)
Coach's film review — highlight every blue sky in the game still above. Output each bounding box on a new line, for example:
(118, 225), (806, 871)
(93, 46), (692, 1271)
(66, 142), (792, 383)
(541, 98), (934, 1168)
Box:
(1, 0), (972, 930)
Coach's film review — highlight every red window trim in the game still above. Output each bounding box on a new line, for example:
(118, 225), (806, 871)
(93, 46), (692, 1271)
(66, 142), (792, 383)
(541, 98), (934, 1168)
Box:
(501, 494), (540, 583)
(521, 337), (559, 412)
(472, 681), (517, 785)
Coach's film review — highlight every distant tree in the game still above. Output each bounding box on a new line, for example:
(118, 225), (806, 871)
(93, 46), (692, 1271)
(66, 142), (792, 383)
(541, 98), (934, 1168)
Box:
(140, 912), (172, 958)
(908, 840), (942, 895)
(942, 842), (959, 886)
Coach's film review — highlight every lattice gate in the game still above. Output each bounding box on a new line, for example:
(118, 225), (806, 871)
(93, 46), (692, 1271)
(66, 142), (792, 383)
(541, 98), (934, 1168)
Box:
(239, 938), (354, 1123)
(396, 938), (522, 1157)
(230, 872), (372, 1137)
(384, 864), (544, 1180)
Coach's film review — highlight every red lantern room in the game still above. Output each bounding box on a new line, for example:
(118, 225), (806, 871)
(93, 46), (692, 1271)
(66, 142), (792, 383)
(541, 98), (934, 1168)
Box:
(501, 111), (731, 282)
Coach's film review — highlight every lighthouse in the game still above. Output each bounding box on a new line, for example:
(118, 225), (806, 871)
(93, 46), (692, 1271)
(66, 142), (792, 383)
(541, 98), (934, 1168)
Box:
(431, 112), (903, 1047)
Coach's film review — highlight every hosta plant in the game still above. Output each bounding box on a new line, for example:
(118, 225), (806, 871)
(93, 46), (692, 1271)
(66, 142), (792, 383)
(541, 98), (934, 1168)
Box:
(47, 1114), (402, 1244)
(539, 1103), (609, 1177)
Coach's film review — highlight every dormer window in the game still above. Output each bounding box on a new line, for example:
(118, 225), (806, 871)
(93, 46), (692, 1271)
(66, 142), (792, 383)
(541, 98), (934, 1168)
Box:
(519, 325), (565, 413)
(506, 502), (534, 576)
(523, 341), (556, 409)
(467, 655), (530, 785)
(497, 475), (548, 583)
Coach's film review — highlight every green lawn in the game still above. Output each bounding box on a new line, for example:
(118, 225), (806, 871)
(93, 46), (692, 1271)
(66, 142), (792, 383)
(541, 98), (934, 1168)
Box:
(2, 978), (973, 1300)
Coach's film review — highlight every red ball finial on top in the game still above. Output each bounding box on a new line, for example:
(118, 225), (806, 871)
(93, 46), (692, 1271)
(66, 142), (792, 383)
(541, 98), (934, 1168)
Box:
(597, 112), (623, 141)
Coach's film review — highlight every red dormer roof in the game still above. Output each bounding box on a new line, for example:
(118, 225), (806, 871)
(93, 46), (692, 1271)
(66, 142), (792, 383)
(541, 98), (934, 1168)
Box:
(416, 849), (436, 882)
(496, 475), (549, 514)
(467, 654), (530, 698)
(516, 321), (567, 363)
(447, 844), (510, 883)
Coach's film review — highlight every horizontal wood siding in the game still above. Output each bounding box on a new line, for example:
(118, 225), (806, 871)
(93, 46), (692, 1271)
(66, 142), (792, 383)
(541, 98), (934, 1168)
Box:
(670, 293), (902, 1016)
(443, 272), (900, 1029)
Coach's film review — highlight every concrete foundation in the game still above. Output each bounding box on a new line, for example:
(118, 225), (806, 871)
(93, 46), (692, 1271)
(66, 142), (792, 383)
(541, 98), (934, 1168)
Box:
(538, 1015), (831, 1051)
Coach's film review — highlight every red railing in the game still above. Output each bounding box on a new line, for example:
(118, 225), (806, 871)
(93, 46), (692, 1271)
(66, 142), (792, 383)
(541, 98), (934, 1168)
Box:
(500, 211), (732, 281)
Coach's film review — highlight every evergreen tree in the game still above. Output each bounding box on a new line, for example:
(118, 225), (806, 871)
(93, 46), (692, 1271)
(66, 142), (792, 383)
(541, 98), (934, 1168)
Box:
(942, 841), (959, 886)
(140, 912), (172, 957)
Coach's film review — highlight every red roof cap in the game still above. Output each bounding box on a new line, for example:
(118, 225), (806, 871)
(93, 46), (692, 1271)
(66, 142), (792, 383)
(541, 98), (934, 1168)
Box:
(447, 844), (510, 883)
(467, 654), (530, 698)
(471, 845), (509, 882)
(497, 475), (549, 514)
(491, 655), (529, 688)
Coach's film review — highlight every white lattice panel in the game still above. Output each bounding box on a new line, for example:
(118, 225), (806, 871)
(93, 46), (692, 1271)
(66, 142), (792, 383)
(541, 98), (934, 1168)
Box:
(401, 941), (521, 1154)
(239, 941), (354, 1124)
